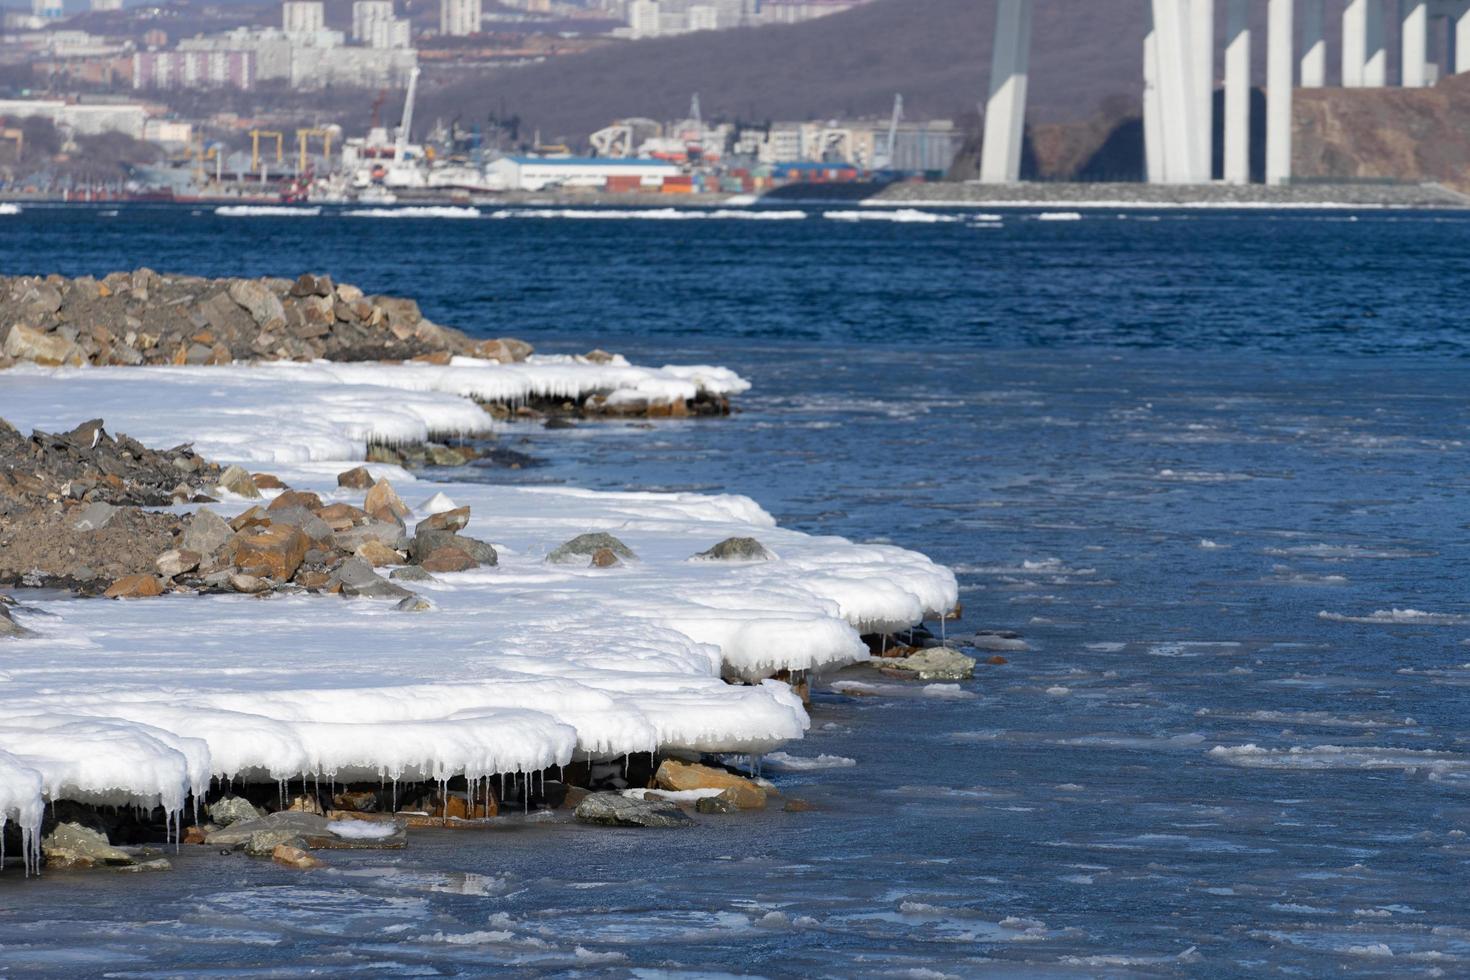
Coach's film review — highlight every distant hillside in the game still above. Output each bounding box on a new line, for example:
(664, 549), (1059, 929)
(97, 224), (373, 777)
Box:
(419, 0), (1157, 145)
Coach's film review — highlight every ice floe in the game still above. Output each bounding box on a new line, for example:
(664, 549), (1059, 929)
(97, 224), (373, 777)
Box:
(822, 209), (963, 224)
(0, 359), (955, 866)
(488, 208), (807, 221)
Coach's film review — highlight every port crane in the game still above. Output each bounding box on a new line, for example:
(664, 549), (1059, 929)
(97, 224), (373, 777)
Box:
(393, 67), (420, 162)
(296, 128), (334, 175)
(882, 94), (903, 170)
(249, 129), (284, 174)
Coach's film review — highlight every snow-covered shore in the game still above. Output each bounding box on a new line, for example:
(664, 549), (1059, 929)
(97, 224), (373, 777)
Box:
(0, 358), (955, 872)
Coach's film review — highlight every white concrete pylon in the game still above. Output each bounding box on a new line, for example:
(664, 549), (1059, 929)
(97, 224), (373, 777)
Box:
(1459, 2), (1470, 74)
(1144, 22), (1166, 181)
(1402, 1), (1430, 85)
(1343, 0), (1367, 86)
(1190, 0), (1216, 181)
(980, 0), (1033, 184)
(1364, 0), (1388, 86)
(1300, 0), (1326, 85)
(1266, 0), (1294, 185)
(1150, 0), (1201, 183)
(1224, 0), (1251, 184)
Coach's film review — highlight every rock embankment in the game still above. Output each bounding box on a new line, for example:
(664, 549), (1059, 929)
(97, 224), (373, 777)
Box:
(0, 270), (532, 368)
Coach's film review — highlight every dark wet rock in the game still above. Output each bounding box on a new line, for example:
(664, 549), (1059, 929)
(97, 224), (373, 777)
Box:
(0, 603), (29, 637)
(548, 532), (636, 565)
(329, 557), (413, 599)
(694, 536), (774, 561)
(409, 528), (496, 567)
(574, 792), (694, 828)
(695, 795), (738, 814)
(388, 565), (435, 583)
(395, 594), (432, 612)
(42, 822), (136, 869)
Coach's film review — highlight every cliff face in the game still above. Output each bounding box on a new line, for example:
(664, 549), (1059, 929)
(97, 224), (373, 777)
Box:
(1294, 76), (1470, 193)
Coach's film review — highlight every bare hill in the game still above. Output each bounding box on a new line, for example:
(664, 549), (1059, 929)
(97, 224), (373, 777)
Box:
(419, 0), (1155, 144)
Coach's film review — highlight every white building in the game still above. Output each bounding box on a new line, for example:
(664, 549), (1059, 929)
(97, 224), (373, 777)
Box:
(282, 1), (325, 35)
(32, 0), (63, 19)
(0, 99), (147, 139)
(439, 0), (481, 36)
(177, 26), (415, 89)
(627, 0), (660, 37)
(366, 17), (411, 49)
(486, 155), (680, 191)
(352, 0), (394, 42)
(91, 0), (123, 11)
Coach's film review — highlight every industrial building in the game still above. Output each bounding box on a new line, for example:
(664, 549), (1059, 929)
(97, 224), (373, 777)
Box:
(486, 155), (681, 191)
(0, 98), (147, 139)
(440, 0), (482, 36)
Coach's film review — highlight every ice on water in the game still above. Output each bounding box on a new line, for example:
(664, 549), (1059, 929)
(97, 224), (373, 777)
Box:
(0, 358), (955, 865)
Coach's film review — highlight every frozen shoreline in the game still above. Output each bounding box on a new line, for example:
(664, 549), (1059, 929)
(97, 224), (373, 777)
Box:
(0, 359), (956, 874)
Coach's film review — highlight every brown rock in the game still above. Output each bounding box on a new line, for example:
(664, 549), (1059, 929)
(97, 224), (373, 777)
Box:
(654, 760), (767, 810)
(228, 573), (270, 594)
(272, 844), (325, 870)
(414, 507), (470, 534)
(419, 547), (477, 573)
(155, 548), (201, 578)
(331, 790), (379, 812)
(354, 540), (403, 567)
(316, 502), (369, 530)
(783, 798), (815, 813)
(364, 478), (410, 522)
(287, 794), (324, 815)
(231, 524), (310, 580)
(986, 655), (1009, 665)
(410, 350), (453, 365)
(589, 547), (621, 568)
(104, 574), (164, 598)
(217, 464), (261, 499)
(183, 825), (209, 844)
(336, 465), (375, 490)
(268, 489), (324, 513)
(251, 473), (287, 490)
(294, 570), (331, 591)
(229, 506), (270, 531)
(559, 785), (591, 810)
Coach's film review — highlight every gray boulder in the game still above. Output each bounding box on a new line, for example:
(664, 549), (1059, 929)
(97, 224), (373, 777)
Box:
(206, 811), (329, 848)
(409, 529), (497, 566)
(574, 792), (693, 828)
(885, 646), (977, 681)
(227, 279), (287, 328)
(182, 507), (233, 557)
(694, 537), (774, 562)
(42, 822), (135, 869)
(329, 557), (414, 599)
(207, 796), (265, 827)
(548, 532), (636, 565)
(216, 464), (261, 499)
(389, 565), (435, 583)
(72, 501), (117, 531)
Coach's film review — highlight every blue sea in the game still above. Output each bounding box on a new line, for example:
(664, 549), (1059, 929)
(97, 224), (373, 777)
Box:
(1, 203), (1468, 976)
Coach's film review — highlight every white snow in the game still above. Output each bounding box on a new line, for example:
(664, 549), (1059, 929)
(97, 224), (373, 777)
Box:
(0, 356), (748, 464)
(327, 819), (400, 839)
(822, 209), (963, 224)
(0, 203), (20, 216)
(488, 208), (807, 221)
(0, 360), (956, 865)
(215, 205), (322, 217)
(344, 206), (482, 219)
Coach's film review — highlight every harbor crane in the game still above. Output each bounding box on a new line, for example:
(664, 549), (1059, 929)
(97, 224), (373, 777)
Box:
(249, 129), (284, 174)
(393, 67), (420, 161)
(296, 128), (334, 174)
(883, 94), (903, 170)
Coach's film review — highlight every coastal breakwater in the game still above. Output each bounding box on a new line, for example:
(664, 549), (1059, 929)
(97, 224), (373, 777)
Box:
(0, 274), (960, 877)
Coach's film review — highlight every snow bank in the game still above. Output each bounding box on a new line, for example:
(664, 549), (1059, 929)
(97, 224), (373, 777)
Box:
(0, 355), (749, 464)
(0, 363), (955, 857)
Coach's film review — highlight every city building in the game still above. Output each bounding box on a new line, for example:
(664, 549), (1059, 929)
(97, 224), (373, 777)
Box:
(0, 98), (147, 139)
(173, 23), (416, 89)
(31, 0), (64, 21)
(282, 1), (325, 35)
(352, 0), (394, 42)
(486, 155), (680, 191)
(90, 0), (123, 11)
(134, 49), (255, 91)
(440, 0), (482, 36)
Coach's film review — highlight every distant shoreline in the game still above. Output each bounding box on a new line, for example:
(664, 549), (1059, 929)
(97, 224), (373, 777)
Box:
(4, 179), (1467, 212)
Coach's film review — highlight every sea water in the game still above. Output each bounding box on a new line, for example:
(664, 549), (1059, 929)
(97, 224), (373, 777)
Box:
(0, 205), (1466, 975)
